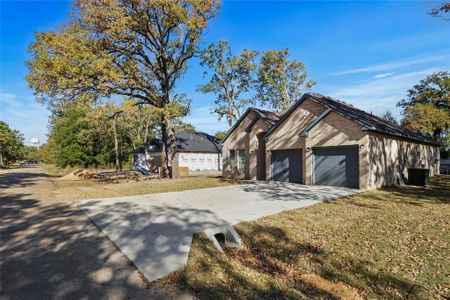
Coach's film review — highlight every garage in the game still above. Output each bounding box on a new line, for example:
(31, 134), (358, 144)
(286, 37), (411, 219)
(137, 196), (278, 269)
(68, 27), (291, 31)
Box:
(313, 146), (359, 188)
(271, 149), (302, 183)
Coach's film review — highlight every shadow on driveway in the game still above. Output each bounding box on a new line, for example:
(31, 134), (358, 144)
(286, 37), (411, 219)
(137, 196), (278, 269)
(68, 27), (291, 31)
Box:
(0, 168), (187, 300)
(78, 182), (357, 283)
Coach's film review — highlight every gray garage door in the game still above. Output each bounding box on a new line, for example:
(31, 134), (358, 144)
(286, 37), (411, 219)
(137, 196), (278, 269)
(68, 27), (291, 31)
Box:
(313, 146), (359, 188)
(271, 149), (302, 183)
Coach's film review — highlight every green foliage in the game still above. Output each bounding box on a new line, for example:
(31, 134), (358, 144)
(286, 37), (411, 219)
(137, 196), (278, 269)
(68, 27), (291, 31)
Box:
(401, 103), (450, 141)
(380, 110), (398, 125)
(44, 101), (157, 169)
(256, 48), (315, 110)
(398, 71), (450, 142)
(38, 138), (56, 164)
(0, 121), (25, 165)
(199, 43), (315, 122)
(23, 146), (41, 163)
(26, 0), (220, 177)
(26, 0), (219, 108)
(173, 119), (196, 133)
(398, 71), (449, 112)
(199, 40), (258, 126)
(214, 130), (228, 140)
(121, 99), (159, 149)
(49, 106), (92, 167)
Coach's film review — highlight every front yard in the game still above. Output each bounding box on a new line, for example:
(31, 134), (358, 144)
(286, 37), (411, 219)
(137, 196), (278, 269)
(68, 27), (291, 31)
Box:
(53, 176), (239, 201)
(38, 164), (238, 201)
(163, 176), (450, 299)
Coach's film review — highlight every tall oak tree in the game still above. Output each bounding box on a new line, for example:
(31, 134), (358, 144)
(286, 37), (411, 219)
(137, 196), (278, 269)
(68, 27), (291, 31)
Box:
(26, 0), (219, 177)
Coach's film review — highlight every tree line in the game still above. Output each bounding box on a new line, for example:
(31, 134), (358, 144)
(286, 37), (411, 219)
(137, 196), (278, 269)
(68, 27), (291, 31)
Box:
(0, 121), (41, 166)
(39, 100), (197, 170)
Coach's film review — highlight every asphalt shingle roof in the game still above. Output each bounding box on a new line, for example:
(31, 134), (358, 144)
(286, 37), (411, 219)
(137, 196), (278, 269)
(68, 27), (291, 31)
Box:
(174, 131), (222, 153)
(307, 93), (439, 146)
(135, 131), (221, 154)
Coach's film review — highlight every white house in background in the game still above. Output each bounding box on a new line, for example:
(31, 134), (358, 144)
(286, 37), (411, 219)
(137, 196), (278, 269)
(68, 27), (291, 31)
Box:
(132, 131), (222, 173)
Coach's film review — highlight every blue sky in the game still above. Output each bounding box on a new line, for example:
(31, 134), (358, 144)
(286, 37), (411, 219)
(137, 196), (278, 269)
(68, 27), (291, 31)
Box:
(1, 1), (449, 145)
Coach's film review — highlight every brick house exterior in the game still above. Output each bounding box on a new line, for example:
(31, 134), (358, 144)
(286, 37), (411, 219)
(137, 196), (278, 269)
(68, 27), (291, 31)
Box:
(222, 93), (440, 190)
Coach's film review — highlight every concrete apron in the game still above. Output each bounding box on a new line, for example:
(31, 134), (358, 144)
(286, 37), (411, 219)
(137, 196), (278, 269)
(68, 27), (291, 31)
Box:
(78, 182), (357, 282)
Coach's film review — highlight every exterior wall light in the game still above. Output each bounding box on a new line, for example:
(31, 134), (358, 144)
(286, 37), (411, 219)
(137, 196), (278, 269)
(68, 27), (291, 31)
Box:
(360, 144), (364, 150)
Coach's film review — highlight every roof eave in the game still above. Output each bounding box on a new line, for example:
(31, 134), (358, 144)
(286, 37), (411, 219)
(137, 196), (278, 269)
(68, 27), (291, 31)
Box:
(298, 108), (333, 138)
(362, 128), (441, 146)
(221, 108), (253, 143)
(265, 93), (311, 138)
(222, 108), (276, 143)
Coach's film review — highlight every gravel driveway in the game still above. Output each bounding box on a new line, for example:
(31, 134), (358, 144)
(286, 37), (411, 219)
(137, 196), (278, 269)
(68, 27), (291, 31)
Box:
(78, 182), (357, 282)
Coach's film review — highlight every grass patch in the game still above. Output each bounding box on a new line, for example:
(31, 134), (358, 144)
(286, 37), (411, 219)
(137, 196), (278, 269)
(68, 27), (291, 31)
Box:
(165, 176), (450, 299)
(54, 176), (240, 201)
(40, 164), (75, 177)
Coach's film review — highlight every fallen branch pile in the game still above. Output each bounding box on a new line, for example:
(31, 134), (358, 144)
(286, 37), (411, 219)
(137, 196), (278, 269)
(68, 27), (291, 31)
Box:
(72, 169), (156, 183)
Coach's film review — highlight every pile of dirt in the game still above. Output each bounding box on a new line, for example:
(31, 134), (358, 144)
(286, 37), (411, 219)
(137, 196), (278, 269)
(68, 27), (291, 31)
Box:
(61, 169), (156, 183)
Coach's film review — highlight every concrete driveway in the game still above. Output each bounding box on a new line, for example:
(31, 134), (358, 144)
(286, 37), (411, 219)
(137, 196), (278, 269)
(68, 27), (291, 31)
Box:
(78, 182), (357, 282)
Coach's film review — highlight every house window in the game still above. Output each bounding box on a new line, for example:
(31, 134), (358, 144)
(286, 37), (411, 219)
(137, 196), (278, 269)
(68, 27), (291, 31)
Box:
(207, 158), (212, 162)
(200, 157), (205, 162)
(191, 157), (197, 162)
(229, 150), (236, 169)
(238, 149), (245, 170)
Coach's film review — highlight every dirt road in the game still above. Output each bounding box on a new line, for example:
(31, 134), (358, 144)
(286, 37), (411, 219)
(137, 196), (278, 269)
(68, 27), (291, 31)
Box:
(0, 167), (191, 300)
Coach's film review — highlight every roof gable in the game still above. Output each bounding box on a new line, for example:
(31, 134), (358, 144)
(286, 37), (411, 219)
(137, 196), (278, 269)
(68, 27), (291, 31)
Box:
(264, 94), (311, 138)
(266, 93), (439, 146)
(307, 94), (439, 146)
(221, 108), (283, 143)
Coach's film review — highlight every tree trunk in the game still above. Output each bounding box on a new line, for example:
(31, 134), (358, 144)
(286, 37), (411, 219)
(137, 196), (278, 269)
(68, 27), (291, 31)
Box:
(433, 128), (442, 141)
(113, 115), (121, 172)
(160, 115), (176, 178)
(0, 152), (3, 167)
(119, 136), (123, 172)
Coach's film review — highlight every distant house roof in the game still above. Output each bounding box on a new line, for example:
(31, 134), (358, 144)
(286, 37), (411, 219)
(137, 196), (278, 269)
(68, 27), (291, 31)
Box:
(134, 131), (222, 154)
(221, 107), (284, 143)
(266, 93), (439, 146)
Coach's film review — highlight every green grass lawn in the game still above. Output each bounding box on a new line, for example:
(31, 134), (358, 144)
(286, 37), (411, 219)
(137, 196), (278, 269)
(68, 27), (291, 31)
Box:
(162, 176), (450, 299)
(55, 176), (240, 201)
(41, 163), (79, 176)
(37, 164), (238, 201)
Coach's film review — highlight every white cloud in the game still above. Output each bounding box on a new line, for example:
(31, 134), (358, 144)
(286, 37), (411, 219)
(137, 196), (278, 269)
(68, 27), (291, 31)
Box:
(183, 106), (228, 134)
(324, 68), (444, 119)
(373, 72), (395, 79)
(0, 91), (49, 145)
(330, 54), (448, 76)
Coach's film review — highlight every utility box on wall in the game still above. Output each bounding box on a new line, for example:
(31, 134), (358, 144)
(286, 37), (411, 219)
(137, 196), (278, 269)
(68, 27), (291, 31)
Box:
(408, 168), (430, 186)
